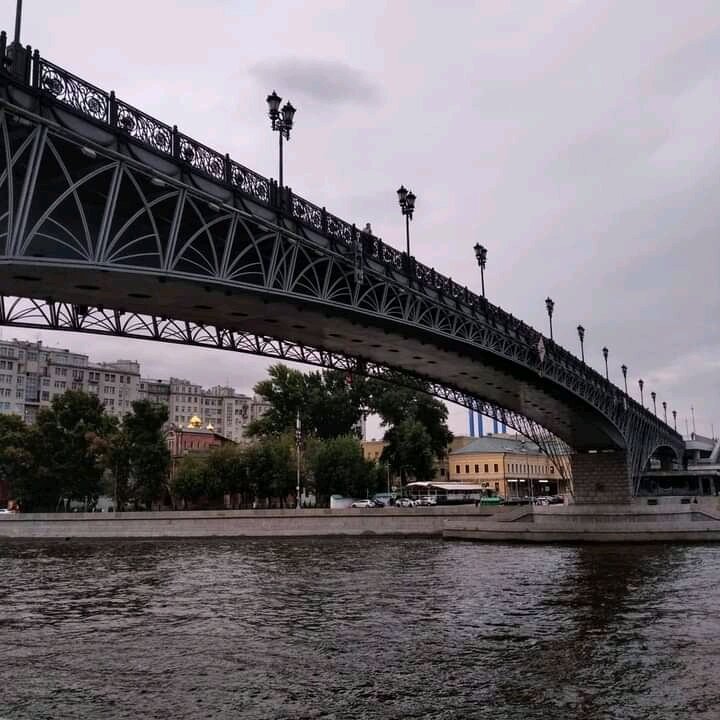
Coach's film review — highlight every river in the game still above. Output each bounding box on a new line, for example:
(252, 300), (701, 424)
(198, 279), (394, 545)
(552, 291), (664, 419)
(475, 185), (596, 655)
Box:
(1, 538), (719, 719)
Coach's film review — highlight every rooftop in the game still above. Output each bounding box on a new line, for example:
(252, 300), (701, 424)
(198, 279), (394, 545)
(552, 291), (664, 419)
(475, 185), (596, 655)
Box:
(450, 435), (542, 456)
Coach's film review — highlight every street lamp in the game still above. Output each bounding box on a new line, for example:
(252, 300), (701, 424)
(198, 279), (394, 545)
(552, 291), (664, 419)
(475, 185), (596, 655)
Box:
(397, 185), (416, 257)
(662, 400), (667, 424)
(295, 409), (302, 510)
(602, 347), (609, 380)
(621, 364), (628, 395)
(473, 243), (487, 297)
(638, 378), (645, 407)
(545, 297), (554, 340)
(577, 325), (585, 362)
(672, 409), (677, 432)
(651, 391), (657, 417)
(266, 90), (296, 188)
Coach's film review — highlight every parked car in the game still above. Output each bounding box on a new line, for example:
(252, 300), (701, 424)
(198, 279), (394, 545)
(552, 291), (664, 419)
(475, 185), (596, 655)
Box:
(350, 499), (375, 508)
(395, 497), (416, 508)
(419, 496), (437, 506)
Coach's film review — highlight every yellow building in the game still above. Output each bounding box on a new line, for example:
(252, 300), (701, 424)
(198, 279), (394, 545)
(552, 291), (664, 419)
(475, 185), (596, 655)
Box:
(449, 435), (567, 498)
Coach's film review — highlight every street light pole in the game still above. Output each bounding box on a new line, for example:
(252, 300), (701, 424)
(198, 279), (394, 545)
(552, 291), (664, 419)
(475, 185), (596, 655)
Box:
(662, 400), (668, 424)
(638, 379), (645, 407)
(672, 409), (677, 432)
(266, 90), (296, 189)
(397, 185), (416, 256)
(14, 0), (22, 45)
(295, 409), (302, 510)
(602, 347), (609, 380)
(621, 364), (628, 395)
(545, 297), (554, 341)
(577, 325), (585, 362)
(651, 391), (657, 417)
(473, 243), (487, 297)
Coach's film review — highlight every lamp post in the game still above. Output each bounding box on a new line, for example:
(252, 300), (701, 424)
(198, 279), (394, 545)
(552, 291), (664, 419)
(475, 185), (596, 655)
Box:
(672, 409), (677, 432)
(473, 243), (487, 297)
(638, 379), (645, 407)
(651, 391), (657, 417)
(295, 409), (302, 510)
(621, 364), (628, 395)
(545, 297), (554, 340)
(397, 185), (416, 257)
(662, 400), (667, 424)
(577, 325), (585, 362)
(266, 90), (296, 188)
(602, 347), (609, 380)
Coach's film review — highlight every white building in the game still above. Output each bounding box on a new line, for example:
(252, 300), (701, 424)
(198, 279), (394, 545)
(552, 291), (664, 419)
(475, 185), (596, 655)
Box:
(166, 377), (269, 443)
(0, 339), (268, 439)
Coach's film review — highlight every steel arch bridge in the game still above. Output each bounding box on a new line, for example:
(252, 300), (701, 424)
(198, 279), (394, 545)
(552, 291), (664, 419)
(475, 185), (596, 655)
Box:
(0, 36), (683, 500)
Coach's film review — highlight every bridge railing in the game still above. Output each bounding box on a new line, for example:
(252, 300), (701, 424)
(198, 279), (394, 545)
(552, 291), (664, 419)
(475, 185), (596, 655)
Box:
(0, 37), (673, 434)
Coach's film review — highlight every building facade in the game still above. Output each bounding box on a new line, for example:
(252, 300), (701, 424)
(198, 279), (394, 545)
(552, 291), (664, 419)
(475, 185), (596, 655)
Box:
(0, 339), (268, 442)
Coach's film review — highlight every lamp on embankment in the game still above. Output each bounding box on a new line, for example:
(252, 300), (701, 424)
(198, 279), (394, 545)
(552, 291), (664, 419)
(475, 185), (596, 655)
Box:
(638, 379), (645, 407)
(651, 391), (657, 417)
(621, 364), (628, 395)
(662, 400), (668, 424)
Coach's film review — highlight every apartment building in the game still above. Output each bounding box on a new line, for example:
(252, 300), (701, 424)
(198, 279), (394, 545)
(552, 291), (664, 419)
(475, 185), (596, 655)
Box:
(0, 340), (269, 439)
(166, 377), (269, 443)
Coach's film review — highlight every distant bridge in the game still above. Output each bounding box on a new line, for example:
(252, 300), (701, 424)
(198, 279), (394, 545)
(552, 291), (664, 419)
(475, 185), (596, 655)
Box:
(0, 34), (683, 502)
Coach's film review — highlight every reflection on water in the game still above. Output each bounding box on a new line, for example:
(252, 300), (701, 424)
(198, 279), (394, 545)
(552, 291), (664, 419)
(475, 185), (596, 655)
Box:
(1, 538), (719, 719)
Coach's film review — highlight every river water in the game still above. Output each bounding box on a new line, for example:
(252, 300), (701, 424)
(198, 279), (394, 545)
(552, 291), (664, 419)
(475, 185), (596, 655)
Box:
(1, 538), (719, 719)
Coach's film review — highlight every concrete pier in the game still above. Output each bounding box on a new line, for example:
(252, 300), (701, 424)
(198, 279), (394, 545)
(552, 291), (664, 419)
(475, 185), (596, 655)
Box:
(0, 506), (493, 540)
(443, 497), (720, 543)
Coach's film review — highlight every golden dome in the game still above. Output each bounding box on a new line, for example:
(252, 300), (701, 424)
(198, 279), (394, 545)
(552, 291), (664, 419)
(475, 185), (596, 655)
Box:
(188, 415), (203, 429)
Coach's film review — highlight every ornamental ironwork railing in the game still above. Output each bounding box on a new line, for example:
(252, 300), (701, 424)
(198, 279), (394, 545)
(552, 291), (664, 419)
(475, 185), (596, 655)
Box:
(0, 34), (680, 444)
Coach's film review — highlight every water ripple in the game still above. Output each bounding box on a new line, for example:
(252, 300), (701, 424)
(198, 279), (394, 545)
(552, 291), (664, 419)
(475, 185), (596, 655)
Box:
(1, 538), (719, 719)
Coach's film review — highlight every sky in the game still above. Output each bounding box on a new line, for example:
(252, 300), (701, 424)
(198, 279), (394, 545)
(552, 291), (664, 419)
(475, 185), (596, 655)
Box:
(2, 0), (719, 439)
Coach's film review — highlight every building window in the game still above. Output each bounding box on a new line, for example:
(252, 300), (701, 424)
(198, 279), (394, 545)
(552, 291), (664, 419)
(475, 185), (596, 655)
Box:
(465, 464), (469, 473)
(495, 482), (500, 491)
(484, 464), (489, 473)
(474, 464), (479, 473)
(494, 463), (499, 473)
(455, 464), (460, 474)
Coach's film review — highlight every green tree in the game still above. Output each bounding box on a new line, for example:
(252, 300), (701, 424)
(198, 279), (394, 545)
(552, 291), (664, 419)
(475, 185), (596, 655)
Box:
(170, 454), (208, 508)
(306, 435), (378, 505)
(0, 414), (35, 509)
(204, 445), (248, 507)
(247, 364), (363, 439)
(381, 419), (436, 483)
(31, 391), (117, 510)
(245, 434), (296, 506)
(121, 400), (171, 509)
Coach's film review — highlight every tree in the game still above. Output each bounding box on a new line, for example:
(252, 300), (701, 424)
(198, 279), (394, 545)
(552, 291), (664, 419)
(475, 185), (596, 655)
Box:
(247, 364), (363, 439)
(306, 436), (378, 505)
(170, 454), (207, 508)
(381, 419), (436, 483)
(0, 414), (35, 509)
(245, 434), (296, 506)
(204, 445), (248, 507)
(31, 391), (117, 510)
(121, 400), (171, 509)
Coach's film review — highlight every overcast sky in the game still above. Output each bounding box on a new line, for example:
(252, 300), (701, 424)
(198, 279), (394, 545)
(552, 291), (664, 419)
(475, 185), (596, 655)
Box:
(3, 0), (719, 439)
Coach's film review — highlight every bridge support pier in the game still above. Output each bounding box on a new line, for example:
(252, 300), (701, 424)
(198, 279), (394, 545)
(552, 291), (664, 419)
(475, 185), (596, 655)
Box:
(571, 450), (632, 504)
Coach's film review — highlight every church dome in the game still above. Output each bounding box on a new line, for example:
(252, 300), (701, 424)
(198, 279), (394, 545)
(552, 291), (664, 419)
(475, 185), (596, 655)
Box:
(188, 415), (203, 429)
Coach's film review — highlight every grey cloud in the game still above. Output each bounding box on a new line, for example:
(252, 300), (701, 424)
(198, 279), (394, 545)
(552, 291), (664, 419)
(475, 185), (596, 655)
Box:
(249, 58), (381, 106)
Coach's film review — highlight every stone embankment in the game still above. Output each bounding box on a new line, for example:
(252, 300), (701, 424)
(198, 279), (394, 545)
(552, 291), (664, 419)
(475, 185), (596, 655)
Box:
(443, 497), (720, 543)
(0, 506), (496, 539)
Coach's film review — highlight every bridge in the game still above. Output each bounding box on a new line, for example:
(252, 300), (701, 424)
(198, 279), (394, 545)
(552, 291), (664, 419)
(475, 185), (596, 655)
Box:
(0, 34), (683, 504)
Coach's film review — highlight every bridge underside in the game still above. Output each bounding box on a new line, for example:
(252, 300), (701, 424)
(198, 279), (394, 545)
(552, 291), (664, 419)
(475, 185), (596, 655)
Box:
(0, 262), (623, 453)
